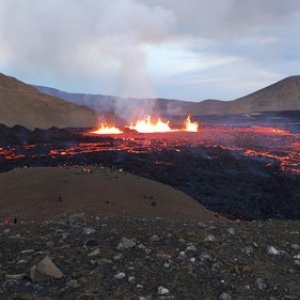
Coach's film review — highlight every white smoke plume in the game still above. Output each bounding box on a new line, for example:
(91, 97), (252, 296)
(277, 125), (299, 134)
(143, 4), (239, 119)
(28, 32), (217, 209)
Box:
(0, 0), (176, 121)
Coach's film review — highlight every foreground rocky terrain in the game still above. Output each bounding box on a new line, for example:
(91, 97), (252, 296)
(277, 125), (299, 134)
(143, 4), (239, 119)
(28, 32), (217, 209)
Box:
(1, 216), (300, 299)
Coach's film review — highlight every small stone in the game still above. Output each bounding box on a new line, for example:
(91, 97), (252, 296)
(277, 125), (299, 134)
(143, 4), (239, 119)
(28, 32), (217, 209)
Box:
(219, 293), (232, 300)
(267, 246), (281, 255)
(46, 241), (55, 248)
(17, 259), (27, 265)
(204, 235), (217, 242)
(5, 274), (26, 280)
(117, 237), (136, 250)
(200, 252), (213, 262)
(290, 244), (300, 251)
(3, 228), (11, 234)
(128, 276), (135, 283)
(67, 279), (80, 288)
(185, 245), (197, 253)
(83, 227), (96, 235)
(158, 286), (169, 295)
(114, 272), (126, 279)
(113, 253), (124, 261)
(294, 259), (300, 266)
(178, 238), (186, 244)
(137, 244), (146, 250)
(253, 242), (258, 248)
(198, 221), (207, 229)
(150, 234), (160, 242)
(189, 258), (196, 263)
(21, 249), (35, 255)
(88, 248), (100, 257)
(227, 228), (235, 235)
(30, 256), (63, 282)
(243, 246), (254, 256)
(179, 251), (186, 257)
(137, 284), (144, 289)
(255, 277), (267, 290)
(164, 263), (170, 268)
(157, 253), (171, 261)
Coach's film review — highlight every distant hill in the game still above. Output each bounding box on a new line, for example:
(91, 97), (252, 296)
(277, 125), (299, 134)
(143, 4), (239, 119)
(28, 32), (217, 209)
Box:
(36, 76), (300, 117)
(0, 73), (97, 130)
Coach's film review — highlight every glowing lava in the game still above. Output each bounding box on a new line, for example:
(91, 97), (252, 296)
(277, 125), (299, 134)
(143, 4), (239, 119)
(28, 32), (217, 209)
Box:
(91, 116), (200, 134)
(91, 124), (122, 135)
(184, 115), (199, 132)
(129, 116), (176, 133)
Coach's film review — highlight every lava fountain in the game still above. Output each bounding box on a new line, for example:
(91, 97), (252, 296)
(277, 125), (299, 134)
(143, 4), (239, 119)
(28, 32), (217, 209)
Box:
(90, 124), (123, 135)
(184, 115), (199, 132)
(91, 116), (200, 134)
(128, 116), (176, 133)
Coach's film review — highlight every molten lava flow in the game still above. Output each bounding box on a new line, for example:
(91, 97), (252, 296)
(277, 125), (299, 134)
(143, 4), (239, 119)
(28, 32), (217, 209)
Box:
(184, 116), (199, 132)
(129, 116), (176, 133)
(91, 124), (123, 135)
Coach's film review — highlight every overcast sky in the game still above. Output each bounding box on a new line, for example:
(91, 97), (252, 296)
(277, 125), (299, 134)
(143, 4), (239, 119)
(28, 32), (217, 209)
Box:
(0, 0), (300, 101)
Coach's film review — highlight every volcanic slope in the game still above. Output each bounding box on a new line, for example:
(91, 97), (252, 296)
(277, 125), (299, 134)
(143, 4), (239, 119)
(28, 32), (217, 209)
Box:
(36, 76), (300, 116)
(0, 73), (96, 130)
(0, 166), (223, 222)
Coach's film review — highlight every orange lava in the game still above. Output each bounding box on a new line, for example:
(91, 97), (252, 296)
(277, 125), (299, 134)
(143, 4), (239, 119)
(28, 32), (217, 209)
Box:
(184, 115), (199, 132)
(91, 116), (199, 134)
(91, 124), (123, 135)
(128, 116), (176, 133)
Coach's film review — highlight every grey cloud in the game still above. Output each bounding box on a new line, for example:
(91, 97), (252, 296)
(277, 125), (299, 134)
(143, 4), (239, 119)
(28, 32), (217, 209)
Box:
(0, 0), (175, 96)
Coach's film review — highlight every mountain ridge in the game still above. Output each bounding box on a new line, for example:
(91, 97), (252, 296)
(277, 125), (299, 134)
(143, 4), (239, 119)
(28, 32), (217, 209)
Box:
(35, 76), (300, 117)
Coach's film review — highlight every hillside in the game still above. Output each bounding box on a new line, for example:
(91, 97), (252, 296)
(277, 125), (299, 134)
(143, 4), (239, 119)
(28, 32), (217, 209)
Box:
(0, 166), (222, 222)
(0, 73), (97, 130)
(36, 76), (300, 116)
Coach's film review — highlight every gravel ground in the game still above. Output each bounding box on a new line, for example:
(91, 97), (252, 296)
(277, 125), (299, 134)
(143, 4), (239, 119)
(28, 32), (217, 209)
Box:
(1, 215), (300, 299)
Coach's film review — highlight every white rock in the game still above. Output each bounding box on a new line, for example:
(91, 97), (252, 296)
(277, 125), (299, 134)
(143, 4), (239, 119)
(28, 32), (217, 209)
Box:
(128, 276), (135, 283)
(30, 256), (63, 282)
(204, 235), (217, 242)
(158, 286), (170, 295)
(185, 245), (197, 253)
(179, 251), (186, 257)
(267, 246), (281, 255)
(114, 272), (126, 279)
(21, 249), (35, 255)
